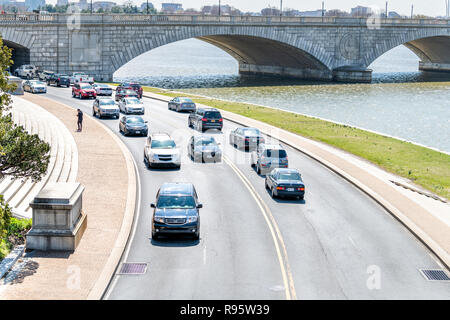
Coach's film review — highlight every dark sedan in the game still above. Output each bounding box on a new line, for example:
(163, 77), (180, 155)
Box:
(265, 168), (305, 200)
(187, 135), (222, 163)
(115, 88), (139, 101)
(151, 183), (202, 240)
(119, 115), (148, 136)
(229, 127), (265, 151)
(47, 74), (70, 87)
(168, 97), (196, 112)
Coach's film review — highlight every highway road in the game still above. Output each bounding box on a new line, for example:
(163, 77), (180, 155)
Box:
(43, 86), (449, 300)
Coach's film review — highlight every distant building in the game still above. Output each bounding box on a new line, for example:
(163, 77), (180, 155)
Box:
(161, 2), (182, 13)
(140, 2), (153, 12)
(297, 9), (324, 17)
(351, 6), (372, 16)
(388, 11), (401, 18)
(25, 0), (45, 10)
(57, 0), (68, 5)
(77, 0), (88, 10)
(93, 1), (116, 11)
(0, 0), (28, 12)
(201, 4), (239, 15)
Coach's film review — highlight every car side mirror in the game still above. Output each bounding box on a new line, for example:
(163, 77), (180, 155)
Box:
(150, 203), (156, 208)
(196, 204), (203, 209)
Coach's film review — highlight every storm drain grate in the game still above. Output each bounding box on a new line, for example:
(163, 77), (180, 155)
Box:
(117, 263), (148, 275)
(419, 269), (450, 281)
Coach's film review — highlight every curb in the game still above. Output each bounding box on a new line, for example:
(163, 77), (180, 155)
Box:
(0, 245), (25, 281)
(84, 113), (138, 300)
(28, 97), (139, 300)
(141, 90), (450, 270)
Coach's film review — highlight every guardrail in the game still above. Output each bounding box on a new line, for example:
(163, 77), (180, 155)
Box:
(0, 13), (449, 26)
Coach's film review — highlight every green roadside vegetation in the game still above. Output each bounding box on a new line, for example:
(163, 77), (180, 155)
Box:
(0, 37), (50, 261)
(0, 196), (32, 260)
(107, 83), (450, 200)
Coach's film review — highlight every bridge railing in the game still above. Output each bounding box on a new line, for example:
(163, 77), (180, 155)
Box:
(0, 13), (449, 26)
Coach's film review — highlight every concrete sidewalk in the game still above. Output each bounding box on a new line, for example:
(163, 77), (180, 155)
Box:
(0, 94), (136, 299)
(142, 90), (450, 269)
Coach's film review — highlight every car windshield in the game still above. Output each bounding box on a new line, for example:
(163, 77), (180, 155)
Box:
(278, 172), (301, 180)
(151, 139), (176, 149)
(81, 85), (92, 89)
(99, 99), (116, 105)
(126, 98), (141, 104)
(180, 98), (193, 103)
(263, 149), (287, 158)
(204, 111), (221, 119)
(96, 84), (108, 88)
(126, 117), (144, 124)
(243, 128), (260, 135)
(125, 90), (137, 95)
(157, 196), (196, 209)
(32, 81), (45, 85)
(195, 138), (217, 146)
(130, 84), (141, 88)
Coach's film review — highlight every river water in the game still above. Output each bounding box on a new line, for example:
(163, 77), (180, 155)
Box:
(114, 39), (450, 153)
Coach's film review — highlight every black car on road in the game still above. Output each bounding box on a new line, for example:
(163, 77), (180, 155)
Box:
(187, 135), (222, 163)
(119, 115), (148, 136)
(188, 108), (223, 132)
(47, 74), (70, 87)
(265, 168), (305, 200)
(151, 183), (202, 240)
(229, 127), (265, 151)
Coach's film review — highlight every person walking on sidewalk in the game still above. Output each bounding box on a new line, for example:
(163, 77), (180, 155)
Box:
(77, 108), (83, 132)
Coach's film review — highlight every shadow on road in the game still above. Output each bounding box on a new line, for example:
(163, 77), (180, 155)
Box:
(149, 237), (200, 247)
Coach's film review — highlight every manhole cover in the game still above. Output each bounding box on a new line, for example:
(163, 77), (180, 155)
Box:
(419, 269), (450, 281)
(117, 263), (148, 275)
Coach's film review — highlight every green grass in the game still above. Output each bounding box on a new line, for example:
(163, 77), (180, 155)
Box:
(106, 83), (450, 200)
(0, 217), (32, 261)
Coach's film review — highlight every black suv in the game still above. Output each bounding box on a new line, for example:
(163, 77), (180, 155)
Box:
(151, 183), (202, 240)
(47, 74), (70, 87)
(188, 108), (223, 132)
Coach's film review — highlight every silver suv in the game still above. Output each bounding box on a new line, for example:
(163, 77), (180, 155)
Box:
(251, 144), (288, 175)
(144, 133), (181, 169)
(92, 97), (120, 119)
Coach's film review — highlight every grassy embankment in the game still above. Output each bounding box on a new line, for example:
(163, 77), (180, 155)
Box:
(0, 217), (32, 261)
(107, 83), (450, 200)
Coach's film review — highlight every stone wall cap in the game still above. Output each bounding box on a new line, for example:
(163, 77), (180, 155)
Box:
(31, 182), (84, 205)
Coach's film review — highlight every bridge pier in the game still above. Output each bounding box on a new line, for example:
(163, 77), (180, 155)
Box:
(238, 63), (333, 81)
(419, 61), (450, 73)
(332, 67), (372, 83)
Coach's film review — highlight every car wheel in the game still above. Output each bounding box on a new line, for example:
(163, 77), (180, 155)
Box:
(271, 187), (277, 198)
(152, 232), (159, 240)
(298, 196), (304, 200)
(79, 93), (82, 99)
(257, 166), (261, 175)
(265, 180), (269, 190)
(97, 112), (102, 119)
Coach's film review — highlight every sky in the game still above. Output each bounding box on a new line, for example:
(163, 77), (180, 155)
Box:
(48, 0), (449, 17)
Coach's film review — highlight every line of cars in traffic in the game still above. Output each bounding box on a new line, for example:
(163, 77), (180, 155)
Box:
(83, 87), (306, 241)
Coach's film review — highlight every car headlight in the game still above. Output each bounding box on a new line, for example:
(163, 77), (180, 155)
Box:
(154, 216), (164, 223)
(187, 216), (198, 223)
(151, 153), (158, 160)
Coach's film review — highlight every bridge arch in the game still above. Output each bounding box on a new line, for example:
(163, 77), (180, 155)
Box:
(110, 28), (333, 81)
(0, 28), (34, 71)
(363, 31), (450, 72)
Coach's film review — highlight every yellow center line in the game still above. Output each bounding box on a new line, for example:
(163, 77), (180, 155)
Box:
(223, 156), (297, 300)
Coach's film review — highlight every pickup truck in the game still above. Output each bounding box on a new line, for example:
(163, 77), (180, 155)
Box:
(14, 65), (38, 79)
(69, 72), (94, 85)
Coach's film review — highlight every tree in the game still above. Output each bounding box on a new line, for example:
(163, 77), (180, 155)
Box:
(0, 37), (50, 181)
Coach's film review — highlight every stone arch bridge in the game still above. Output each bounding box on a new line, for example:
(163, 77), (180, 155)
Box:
(1, 14), (449, 82)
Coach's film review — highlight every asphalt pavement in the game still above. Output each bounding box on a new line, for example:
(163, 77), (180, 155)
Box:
(43, 86), (449, 300)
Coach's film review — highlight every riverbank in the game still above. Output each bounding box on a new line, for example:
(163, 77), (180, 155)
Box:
(109, 83), (449, 200)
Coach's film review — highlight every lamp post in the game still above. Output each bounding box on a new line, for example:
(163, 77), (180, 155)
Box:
(147, 0), (149, 14)
(280, 0), (283, 17)
(90, 0), (93, 14)
(385, 1), (388, 18)
(411, 4), (414, 18)
(219, 0), (221, 16)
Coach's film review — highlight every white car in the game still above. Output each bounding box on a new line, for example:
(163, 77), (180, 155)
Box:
(118, 97), (145, 115)
(22, 80), (47, 93)
(14, 65), (38, 79)
(92, 83), (113, 96)
(38, 70), (54, 81)
(144, 133), (181, 169)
